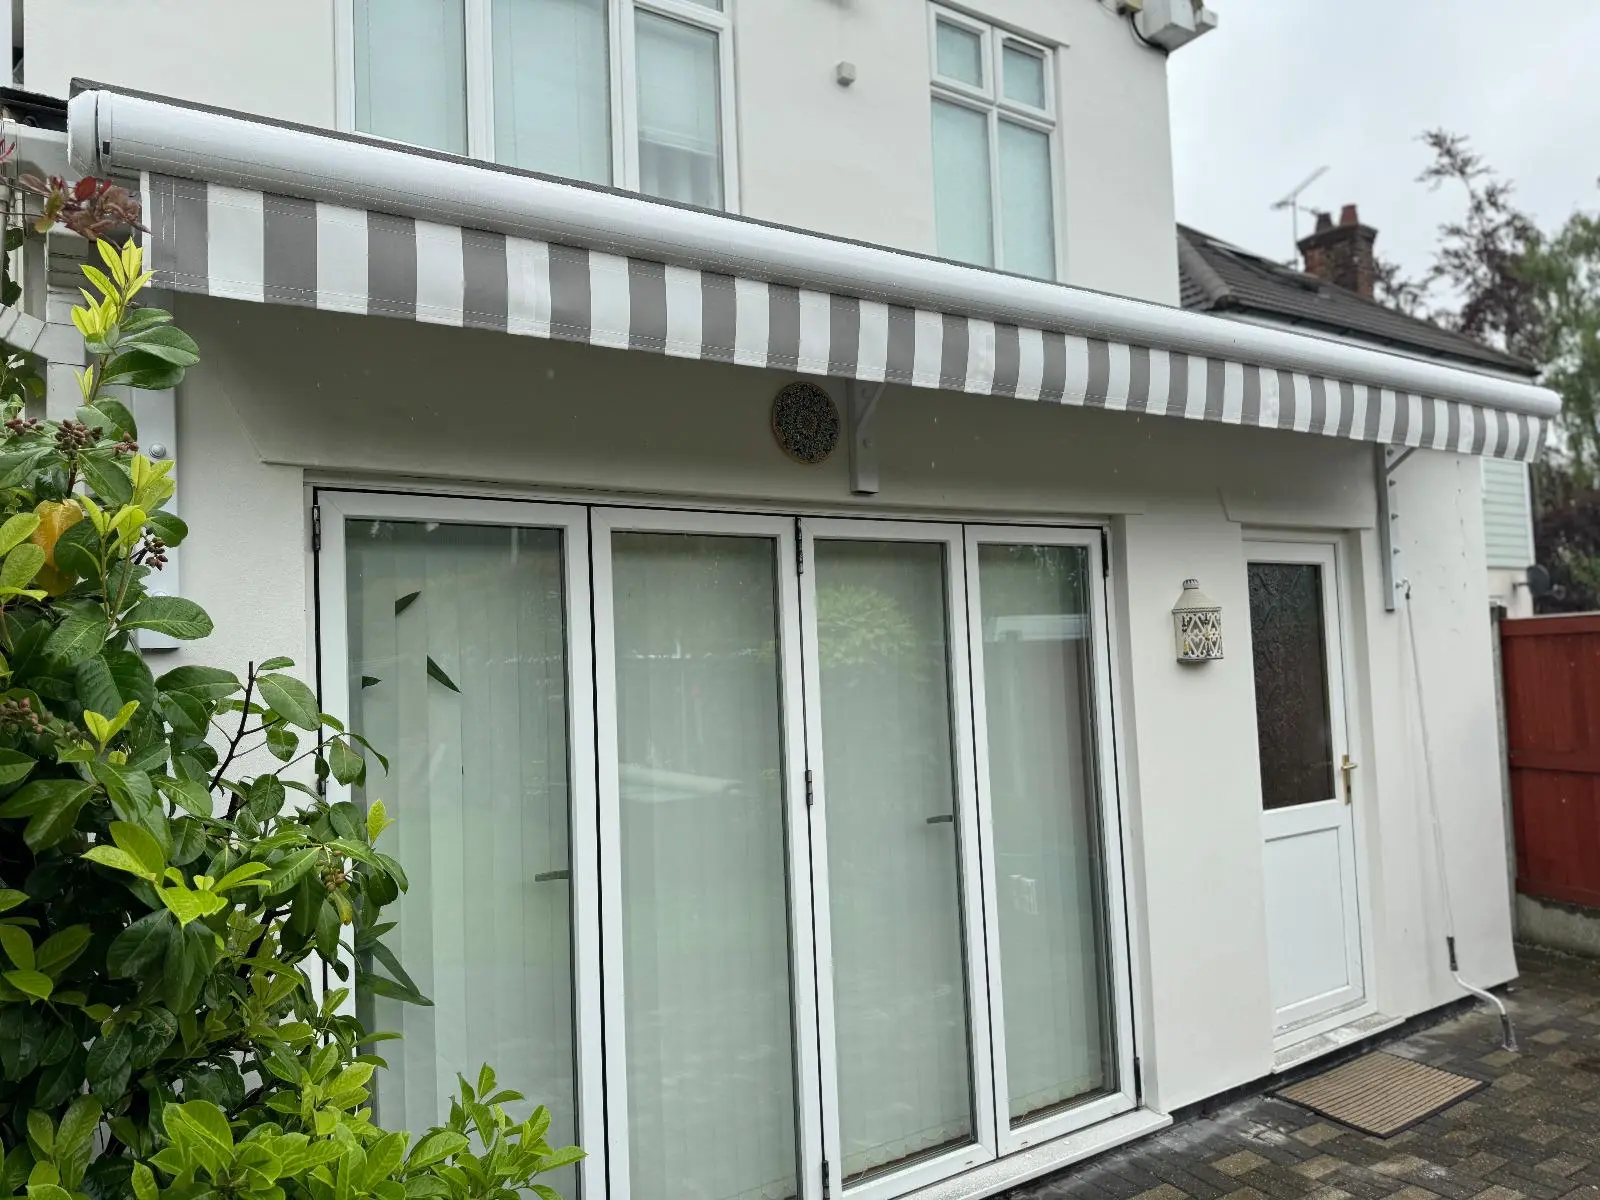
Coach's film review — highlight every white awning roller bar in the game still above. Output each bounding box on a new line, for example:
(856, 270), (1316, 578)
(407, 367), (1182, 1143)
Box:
(68, 86), (1559, 462)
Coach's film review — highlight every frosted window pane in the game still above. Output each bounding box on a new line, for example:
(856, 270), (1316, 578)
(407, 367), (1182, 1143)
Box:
(998, 120), (1055, 280)
(353, 0), (467, 154)
(1248, 563), (1335, 810)
(932, 99), (994, 268)
(935, 20), (984, 87)
(1002, 45), (1047, 109)
(492, 0), (611, 183)
(976, 544), (1116, 1124)
(815, 540), (975, 1182)
(349, 520), (576, 1195)
(636, 13), (724, 208)
(611, 533), (799, 1200)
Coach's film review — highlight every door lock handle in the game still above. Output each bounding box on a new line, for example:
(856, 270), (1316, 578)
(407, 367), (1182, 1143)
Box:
(1340, 755), (1357, 804)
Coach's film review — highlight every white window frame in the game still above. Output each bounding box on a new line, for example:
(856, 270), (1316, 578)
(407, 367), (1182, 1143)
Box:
(334, 0), (741, 212)
(927, 4), (1063, 280)
(313, 490), (607, 1200)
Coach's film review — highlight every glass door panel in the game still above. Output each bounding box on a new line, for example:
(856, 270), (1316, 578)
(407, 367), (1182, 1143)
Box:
(321, 496), (596, 1200)
(801, 522), (994, 1199)
(966, 533), (1134, 1148)
(815, 540), (973, 1180)
(594, 514), (813, 1200)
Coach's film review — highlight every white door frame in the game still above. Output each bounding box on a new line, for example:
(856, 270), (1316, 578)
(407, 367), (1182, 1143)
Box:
(589, 506), (824, 1200)
(1245, 537), (1371, 1043)
(963, 525), (1139, 1152)
(314, 489), (607, 1200)
(798, 518), (998, 1200)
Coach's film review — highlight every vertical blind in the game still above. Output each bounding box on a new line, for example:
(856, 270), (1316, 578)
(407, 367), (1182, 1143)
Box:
(346, 520), (577, 1183)
(610, 533), (799, 1200)
(635, 11), (724, 208)
(975, 545), (1114, 1122)
(492, 0), (613, 183)
(344, 516), (1123, 1198)
(814, 541), (975, 1181)
(352, 0), (467, 154)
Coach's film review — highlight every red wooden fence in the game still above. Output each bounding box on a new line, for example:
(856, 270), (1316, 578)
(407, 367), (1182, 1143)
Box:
(1502, 613), (1600, 909)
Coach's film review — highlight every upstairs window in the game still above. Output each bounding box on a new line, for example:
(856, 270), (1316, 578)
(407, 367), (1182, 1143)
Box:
(346, 0), (736, 211)
(928, 5), (1058, 279)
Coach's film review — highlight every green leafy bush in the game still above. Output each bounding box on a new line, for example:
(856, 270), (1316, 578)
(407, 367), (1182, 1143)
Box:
(0, 239), (580, 1198)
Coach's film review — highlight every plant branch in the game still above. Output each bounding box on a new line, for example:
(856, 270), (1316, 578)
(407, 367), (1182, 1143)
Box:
(214, 663), (259, 806)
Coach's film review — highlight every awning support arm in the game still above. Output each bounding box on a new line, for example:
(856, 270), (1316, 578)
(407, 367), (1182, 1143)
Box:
(848, 380), (888, 495)
(1377, 444), (1416, 612)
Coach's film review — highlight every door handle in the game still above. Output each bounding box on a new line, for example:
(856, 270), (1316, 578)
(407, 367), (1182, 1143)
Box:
(926, 814), (954, 825)
(1340, 755), (1357, 805)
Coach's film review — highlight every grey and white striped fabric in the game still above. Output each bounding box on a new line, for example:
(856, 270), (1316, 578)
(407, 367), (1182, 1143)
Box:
(145, 174), (1548, 463)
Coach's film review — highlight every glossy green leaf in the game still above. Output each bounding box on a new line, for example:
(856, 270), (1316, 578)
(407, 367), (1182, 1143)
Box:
(34, 927), (91, 977)
(0, 749), (36, 789)
(77, 455), (132, 508)
(0, 512), (39, 558)
(328, 737), (364, 786)
(106, 910), (172, 979)
(0, 925), (33, 969)
(122, 596), (213, 640)
(0, 780), (96, 851)
(265, 723), (299, 762)
(156, 664), (241, 701)
(4, 970), (51, 1001)
(0, 543), (43, 590)
(43, 609), (109, 668)
(255, 673), (319, 731)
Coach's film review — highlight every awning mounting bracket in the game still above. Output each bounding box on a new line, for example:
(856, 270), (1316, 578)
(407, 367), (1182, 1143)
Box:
(1377, 444), (1416, 612)
(847, 380), (888, 495)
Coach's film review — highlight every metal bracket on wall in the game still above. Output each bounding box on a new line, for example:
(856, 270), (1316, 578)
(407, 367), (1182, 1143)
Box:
(1377, 443), (1416, 613)
(847, 379), (888, 495)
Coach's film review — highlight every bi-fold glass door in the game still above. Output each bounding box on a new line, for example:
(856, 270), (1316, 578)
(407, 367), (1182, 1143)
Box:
(798, 521), (996, 1199)
(317, 492), (605, 1200)
(319, 494), (1135, 1200)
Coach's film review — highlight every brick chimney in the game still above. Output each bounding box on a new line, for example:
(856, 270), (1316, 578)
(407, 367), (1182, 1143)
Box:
(1297, 203), (1378, 299)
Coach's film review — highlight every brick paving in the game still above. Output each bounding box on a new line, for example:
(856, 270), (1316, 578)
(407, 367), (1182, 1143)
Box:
(1012, 947), (1600, 1200)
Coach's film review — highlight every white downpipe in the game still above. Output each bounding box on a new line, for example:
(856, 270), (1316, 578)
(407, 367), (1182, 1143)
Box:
(1402, 580), (1518, 1052)
(64, 87), (1562, 422)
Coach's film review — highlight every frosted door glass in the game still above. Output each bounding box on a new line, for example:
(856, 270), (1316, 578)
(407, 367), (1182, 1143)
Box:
(815, 541), (975, 1182)
(611, 533), (799, 1200)
(636, 13), (724, 208)
(348, 520), (576, 1192)
(932, 100), (994, 268)
(493, 0), (611, 183)
(975, 545), (1115, 1124)
(998, 121), (1055, 279)
(353, 0), (467, 154)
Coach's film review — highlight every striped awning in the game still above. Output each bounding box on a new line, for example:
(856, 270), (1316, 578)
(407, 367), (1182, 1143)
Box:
(144, 173), (1549, 463)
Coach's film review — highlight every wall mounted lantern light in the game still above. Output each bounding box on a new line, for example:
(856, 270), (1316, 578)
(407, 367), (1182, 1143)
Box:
(1172, 578), (1222, 663)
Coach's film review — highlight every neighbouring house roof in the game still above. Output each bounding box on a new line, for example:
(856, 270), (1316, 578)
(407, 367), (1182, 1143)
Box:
(59, 84), (1559, 461)
(1177, 224), (1538, 378)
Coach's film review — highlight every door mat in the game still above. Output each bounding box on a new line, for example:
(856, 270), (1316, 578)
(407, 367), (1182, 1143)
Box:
(1274, 1051), (1486, 1137)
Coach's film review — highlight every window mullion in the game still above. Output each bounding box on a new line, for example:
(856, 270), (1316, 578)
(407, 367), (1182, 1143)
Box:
(987, 107), (1004, 272)
(616, 0), (640, 190)
(464, 0), (494, 159)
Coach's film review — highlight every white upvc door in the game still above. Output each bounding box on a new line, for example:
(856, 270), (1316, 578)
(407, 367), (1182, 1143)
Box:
(315, 490), (606, 1200)
(590, 507), (823, 1200)
(797, 519), (997, 1200)
(1246, 540), (1366, 1037)
(962, 527), (1138, 1152)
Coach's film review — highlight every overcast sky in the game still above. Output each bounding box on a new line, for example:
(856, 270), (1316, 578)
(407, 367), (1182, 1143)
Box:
(1168, 1), (1600, 289)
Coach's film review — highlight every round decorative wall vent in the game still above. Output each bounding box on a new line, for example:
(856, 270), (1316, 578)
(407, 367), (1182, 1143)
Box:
(770, 382), (841, 465)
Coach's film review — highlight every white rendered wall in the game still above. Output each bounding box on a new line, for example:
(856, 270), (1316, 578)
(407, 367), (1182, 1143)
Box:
(164, 296), (1515, 1114)
(24, 0), (1179, 303)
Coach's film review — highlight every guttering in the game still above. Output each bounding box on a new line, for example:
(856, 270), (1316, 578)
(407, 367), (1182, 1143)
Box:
(68, 86), (1559, 421)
